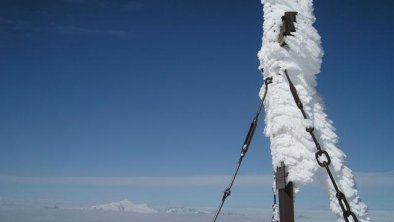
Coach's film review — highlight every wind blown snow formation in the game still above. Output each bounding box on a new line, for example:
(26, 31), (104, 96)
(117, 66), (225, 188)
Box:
(258, 0), (370, 221)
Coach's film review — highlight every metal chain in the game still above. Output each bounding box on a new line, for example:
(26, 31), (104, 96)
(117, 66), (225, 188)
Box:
(284, 70), (358, 222)
(211, 77), (273, 222)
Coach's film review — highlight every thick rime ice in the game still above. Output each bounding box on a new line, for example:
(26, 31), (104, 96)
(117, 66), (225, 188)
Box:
(258, 0), (370, 221)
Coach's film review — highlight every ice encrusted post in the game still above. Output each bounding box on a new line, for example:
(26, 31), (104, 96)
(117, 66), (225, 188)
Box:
(258, 0), (371, 221)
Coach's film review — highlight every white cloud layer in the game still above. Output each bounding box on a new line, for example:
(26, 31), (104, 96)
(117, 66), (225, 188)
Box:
(0, 171), (392, 187)
(0, 199), (392, 222)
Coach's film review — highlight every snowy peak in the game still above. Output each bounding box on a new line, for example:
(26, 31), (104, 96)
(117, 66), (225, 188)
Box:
(90, 200), (157, 214)
(165, 208), (210, 214)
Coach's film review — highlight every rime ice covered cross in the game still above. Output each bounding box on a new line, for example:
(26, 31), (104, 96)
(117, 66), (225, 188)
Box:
(258, 0), (370, 221)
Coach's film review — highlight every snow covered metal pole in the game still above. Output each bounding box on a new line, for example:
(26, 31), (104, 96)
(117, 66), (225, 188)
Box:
(258, 0), (371, 221)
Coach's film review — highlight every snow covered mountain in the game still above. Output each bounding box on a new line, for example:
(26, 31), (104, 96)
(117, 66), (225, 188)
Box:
(90, 200), (158, 214)
(165, 208), (210, 214)
(88, 200), (212, 215)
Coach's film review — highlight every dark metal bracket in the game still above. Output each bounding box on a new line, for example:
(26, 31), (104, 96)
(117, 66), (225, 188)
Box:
(276, 162), (295, 222)
(278, 12), (298, 46)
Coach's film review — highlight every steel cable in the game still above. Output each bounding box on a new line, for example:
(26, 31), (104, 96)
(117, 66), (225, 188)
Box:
(211, 77), (272, 222)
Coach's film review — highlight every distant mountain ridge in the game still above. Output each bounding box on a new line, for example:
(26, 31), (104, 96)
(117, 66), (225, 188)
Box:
(90, 200), (158, 214)
(165, 208), (210, 214)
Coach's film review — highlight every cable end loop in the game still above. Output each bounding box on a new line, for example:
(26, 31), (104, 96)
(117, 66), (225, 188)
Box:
(222, 188), (231, 201)
(265, 77), (273, 85)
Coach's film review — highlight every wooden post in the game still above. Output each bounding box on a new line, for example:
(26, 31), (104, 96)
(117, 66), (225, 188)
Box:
(276, 162), (294, 222)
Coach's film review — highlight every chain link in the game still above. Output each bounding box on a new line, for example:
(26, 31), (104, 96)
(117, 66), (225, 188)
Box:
(211, 77), (272, 222)
(284, 70), (358, 222)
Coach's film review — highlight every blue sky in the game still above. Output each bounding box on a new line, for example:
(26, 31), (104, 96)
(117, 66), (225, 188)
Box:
(0, 0), (393, 212)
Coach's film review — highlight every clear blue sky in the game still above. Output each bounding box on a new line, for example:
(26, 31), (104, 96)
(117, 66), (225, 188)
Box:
(0, 0), (393, 210)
